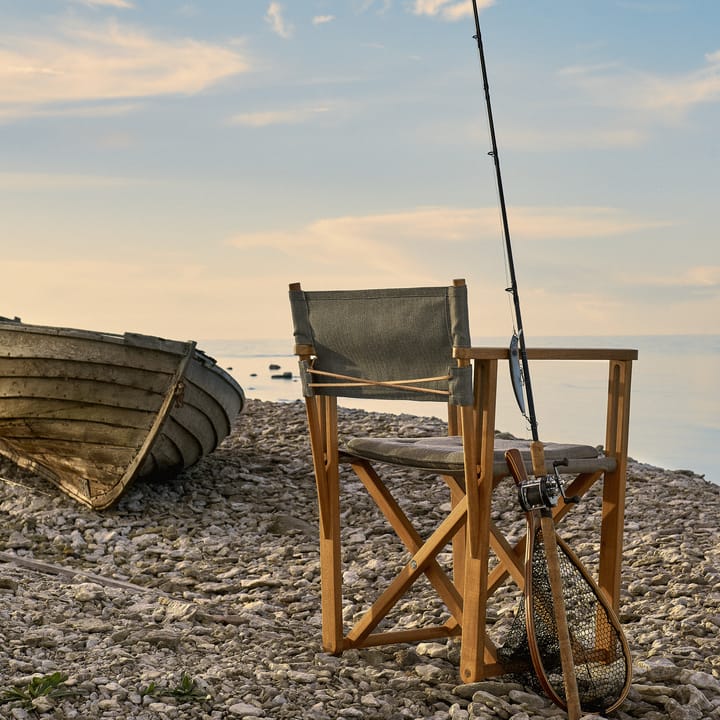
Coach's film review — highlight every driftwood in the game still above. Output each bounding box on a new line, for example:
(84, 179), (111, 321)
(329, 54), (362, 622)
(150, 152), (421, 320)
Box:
(0, 551), (244, 625)
(0, 550), (156, 593)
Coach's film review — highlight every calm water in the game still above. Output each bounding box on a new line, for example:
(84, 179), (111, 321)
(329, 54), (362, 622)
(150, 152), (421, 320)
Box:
(201, 335), (720, 485)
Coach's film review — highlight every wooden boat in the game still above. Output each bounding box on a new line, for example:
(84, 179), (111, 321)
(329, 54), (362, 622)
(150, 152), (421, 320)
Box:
(0, 318), (245, 510)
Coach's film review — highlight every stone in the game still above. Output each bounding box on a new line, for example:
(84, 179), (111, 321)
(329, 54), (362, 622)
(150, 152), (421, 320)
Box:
(0, 400), (717, 720)
(417, 642), (450, 658)
(0, 576), (19, 592)
(73, 582), (105, 602)
(228, 703), (265, 717)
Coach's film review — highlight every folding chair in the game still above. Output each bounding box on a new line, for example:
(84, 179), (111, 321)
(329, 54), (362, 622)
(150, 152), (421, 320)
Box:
(289, 279), (636, 684)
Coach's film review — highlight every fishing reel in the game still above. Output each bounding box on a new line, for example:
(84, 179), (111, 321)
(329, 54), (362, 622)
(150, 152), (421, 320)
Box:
(517, 459), (580, 512)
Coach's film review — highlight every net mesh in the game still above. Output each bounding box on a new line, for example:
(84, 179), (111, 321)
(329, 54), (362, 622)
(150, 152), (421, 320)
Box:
(498, 526), (630, 712)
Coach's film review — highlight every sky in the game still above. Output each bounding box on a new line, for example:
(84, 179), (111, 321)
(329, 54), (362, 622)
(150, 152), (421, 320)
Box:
(1, 0), (719, 342)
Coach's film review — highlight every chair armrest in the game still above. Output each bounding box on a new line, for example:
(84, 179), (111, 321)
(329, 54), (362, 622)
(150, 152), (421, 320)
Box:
(456, 344), (636, 611)
(454, 347), (638, 361)
(450, 347), (638, 612)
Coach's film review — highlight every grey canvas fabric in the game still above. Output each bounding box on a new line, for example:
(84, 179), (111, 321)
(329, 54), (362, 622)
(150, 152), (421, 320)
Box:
(344, 436), (613, 477)
(289, 284), (472, 404)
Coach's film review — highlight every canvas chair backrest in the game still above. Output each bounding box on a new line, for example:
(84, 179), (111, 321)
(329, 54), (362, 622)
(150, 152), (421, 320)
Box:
(289, 282), (473, 405)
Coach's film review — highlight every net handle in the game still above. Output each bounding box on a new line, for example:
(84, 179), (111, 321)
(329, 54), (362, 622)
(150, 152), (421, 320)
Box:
(540, 512), (583, 719)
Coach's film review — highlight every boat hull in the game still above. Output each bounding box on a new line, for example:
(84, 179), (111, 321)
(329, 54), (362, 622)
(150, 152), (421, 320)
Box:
(0, 320), (244, 509)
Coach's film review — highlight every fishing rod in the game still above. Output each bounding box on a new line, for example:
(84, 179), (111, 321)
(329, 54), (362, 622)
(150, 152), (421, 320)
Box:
(470, 0), (538, 442)
(469, 15), (579, 712)
(469, 6), (632, 718)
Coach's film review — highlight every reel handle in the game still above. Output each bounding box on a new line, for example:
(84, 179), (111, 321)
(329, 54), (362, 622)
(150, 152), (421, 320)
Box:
(552, 458), (581, 505)
(530, 447), (582, 506)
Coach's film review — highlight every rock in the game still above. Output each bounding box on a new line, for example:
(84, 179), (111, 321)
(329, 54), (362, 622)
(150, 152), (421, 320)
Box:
(0, 400), (717, 720)
(449, 705), (470, 719)
(417, 642), (450, 658)
(228, 702), (265, 716)
(7, 531), (31, 549)
(73, 582), (105, 602)
(143, 630), (182, 649)
(30, 696), (56, 712)
(0, 576), (19, 592)
(415, 663), (448, 682)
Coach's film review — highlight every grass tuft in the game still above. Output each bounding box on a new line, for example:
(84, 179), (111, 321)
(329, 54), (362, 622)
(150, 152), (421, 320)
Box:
(0, 671), (76, 709)
(141, 672), (211, 702)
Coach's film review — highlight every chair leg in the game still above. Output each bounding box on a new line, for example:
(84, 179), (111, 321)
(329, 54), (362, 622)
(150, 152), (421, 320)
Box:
(305, 396), (344, 653)
(458, 399), (496, 682)
(599, 359), (632, 611)
(447, 479), (467, 594)
(446, 405), (467, 595)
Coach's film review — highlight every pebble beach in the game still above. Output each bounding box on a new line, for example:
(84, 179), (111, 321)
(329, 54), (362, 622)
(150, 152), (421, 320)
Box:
(0, 399), (718, 720)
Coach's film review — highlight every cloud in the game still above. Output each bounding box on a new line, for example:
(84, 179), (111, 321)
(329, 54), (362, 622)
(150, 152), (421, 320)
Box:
(227, 105), (330, 127)
(0, 171), (145, 190)
(228, 205), (667, 247)
(634, 266), (720, 291)
(684, 266), (720, 287)
(1, 257), (249, 338)
(228, 213), (424, 278)
(538, 52), (720, 146)
(558, 62), (622, 77)
(227, 205), (668, 274)
(504, 206), (670, 239)
(0, 20), (249, 109)
(410, 0), (493, 21)
(70, 0), (135, 7)
(0, 101), (141, 124)
(491, 125), (648, 151)
(177, 4), (199, 18)
(313, 15), (336, 26)
(559, 51), (720, 119)
(357, 0), (392, 14)
(224, 205), (683, 336)
(616, 1), (681, 11)
(3, 205), (704, 339)
(265, 2), (294, 39)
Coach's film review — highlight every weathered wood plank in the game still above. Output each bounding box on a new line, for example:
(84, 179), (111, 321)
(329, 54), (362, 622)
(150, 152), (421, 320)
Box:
(0, 357), (173, 393)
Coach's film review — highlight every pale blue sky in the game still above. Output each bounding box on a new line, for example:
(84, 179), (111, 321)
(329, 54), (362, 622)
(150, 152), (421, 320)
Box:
(1, 0), (718, 340)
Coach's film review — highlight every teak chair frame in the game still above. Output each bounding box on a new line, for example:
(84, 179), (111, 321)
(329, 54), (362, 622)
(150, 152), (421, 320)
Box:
(290, 280), (636, 684)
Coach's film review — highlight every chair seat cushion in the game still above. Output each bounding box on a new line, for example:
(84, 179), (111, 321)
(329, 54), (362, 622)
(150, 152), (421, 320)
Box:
(343, 435), (616, 477)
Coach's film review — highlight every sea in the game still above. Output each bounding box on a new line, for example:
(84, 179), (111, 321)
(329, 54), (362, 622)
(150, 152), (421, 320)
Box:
(200, 335), (720, 486)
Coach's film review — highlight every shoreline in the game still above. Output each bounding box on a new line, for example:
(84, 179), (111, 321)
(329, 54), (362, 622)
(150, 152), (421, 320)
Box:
(0, 399), (718, 719)
(204, 333), (720, 484)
